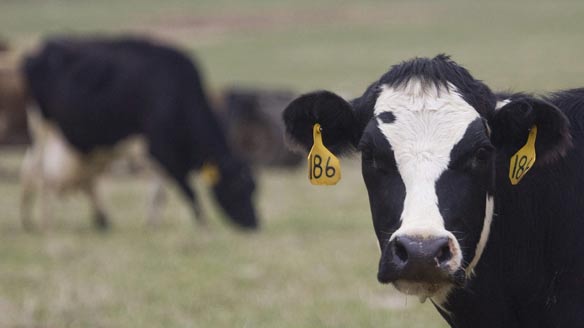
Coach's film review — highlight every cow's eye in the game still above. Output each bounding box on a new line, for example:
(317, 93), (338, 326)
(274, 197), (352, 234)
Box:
(474, 146), (493, 163)
(475, 147), (490, 160)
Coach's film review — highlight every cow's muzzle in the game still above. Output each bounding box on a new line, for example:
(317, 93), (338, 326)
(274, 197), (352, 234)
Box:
(377, 235), (464, 291)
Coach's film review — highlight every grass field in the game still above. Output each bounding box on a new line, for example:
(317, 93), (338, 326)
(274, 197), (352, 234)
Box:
(0, 149), (444, 327)
(1, 0), (584, 327)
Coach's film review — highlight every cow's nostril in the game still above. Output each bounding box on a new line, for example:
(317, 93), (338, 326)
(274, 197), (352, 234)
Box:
(436, 243), (452, 264)
(394, 238), (409, 263)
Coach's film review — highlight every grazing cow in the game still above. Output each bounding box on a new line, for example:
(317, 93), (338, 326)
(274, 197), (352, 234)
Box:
(283, 55), (583, 327)
(21, 37), (258, 230)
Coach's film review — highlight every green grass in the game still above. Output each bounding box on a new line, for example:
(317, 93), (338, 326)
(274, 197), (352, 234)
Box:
(0, 149), (445, 327)
(1, 0), (584, 326)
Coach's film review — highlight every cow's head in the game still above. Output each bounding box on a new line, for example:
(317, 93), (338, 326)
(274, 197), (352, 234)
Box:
(283, 55), (571, 301)
(212, 158), (259, 230)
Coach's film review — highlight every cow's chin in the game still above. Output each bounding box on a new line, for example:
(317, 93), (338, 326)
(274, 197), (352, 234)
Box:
(393, 280), (453, 302)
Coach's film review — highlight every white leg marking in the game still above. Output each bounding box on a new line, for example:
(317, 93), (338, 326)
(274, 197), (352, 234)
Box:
(20, 107), (49, 229)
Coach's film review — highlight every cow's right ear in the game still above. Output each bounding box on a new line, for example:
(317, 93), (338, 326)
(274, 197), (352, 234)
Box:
(283, 90), (360, 155)
(489, 96), (572, 165)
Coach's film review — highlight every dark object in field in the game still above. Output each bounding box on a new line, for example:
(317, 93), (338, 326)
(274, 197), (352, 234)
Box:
(0, 65), (28, 145)
(284, 54), (583, 327)
(21, 36), (259, 231)
(0, 39), (8, 53)
(0, 39), (29, 145)
(222, 87), (302, 167)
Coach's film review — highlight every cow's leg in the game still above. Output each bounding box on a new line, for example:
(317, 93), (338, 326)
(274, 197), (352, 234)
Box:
(82, 179), (110, 230)
(148, 145), (207, 227)
(38, 175), (54, 231)
(20, 148), (39, 231)
(170, 174), (207, 227)
(20, 108), (46, 231)
(175, 175), (207, 227)
(146, 173), (167, 226)
(37, 126), (81, 231)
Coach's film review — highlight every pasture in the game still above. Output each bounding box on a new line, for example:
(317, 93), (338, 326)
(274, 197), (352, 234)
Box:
(1, 0), (584, 326)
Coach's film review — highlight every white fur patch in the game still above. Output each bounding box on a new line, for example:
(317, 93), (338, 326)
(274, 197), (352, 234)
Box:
(374, 80), (481, 272)
(495, 99), (510, 110)
(25, 108), (83, 192)
(394, 280), (452, 301)
(25, 107), (149, 192)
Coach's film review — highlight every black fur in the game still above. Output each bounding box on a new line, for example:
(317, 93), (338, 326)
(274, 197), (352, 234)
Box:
(360, 119), (405, 249)
(283, 55), (582, 327)
(24, 36), (259, 229)
(379, 54), (496, 118)
(444, 89), (584, 327)
(282, 90), (359, 155)
(491, 96), (572, 165)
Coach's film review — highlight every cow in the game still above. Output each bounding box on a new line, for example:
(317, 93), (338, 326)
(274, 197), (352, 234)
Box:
(283, 54), (583, 327)
(21, 37), (259, 231)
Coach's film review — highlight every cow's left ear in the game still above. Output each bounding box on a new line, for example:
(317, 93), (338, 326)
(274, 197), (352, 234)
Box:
(489, 97), (572, 165)
(283, 90), (361, 156)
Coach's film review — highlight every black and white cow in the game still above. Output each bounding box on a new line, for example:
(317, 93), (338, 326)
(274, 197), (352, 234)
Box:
(21, 37), (258, 230)
(284, 55), (584, 327)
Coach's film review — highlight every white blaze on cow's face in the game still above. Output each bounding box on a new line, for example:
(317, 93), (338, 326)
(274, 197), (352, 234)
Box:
(375, 80), (478, 242)
(361, 79), (495, 301)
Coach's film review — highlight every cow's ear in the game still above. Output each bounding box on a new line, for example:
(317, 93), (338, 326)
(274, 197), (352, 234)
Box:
(283, 90), (360, 155)
(489, 97), (572, 165)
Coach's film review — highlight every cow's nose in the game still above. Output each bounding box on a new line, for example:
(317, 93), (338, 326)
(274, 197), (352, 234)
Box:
(378, 236), (453, 283)
(394, 236), (452, 267)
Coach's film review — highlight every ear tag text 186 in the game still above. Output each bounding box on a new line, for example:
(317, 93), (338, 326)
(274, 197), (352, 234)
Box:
(308, 124), (341, 185)
(509, 125), (537, 185)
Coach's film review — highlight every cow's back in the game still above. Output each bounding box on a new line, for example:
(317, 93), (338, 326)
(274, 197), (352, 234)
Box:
(24, 38), (219, 160)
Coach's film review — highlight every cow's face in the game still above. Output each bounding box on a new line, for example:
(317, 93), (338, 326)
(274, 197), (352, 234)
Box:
(359, 81), (494, 299)
(283, 55), (571, 301)
(213, 159), (259, 229)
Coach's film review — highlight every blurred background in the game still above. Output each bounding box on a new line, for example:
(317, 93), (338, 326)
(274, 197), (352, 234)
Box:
(1, 0), (583, 327)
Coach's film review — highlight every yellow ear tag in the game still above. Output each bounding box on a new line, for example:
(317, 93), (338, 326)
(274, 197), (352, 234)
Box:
(509, 125), (537, 185)
(201, 163), (221, 186)
(308, 124), (341, 185)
